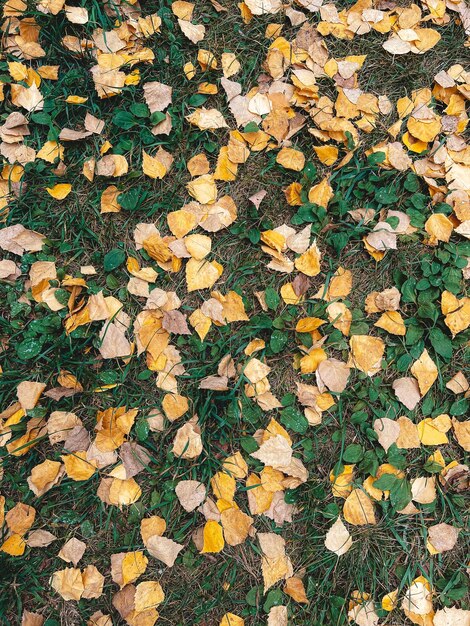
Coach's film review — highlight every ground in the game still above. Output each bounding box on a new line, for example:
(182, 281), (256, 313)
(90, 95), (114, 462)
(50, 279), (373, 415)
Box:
(0, 1), (469, 626)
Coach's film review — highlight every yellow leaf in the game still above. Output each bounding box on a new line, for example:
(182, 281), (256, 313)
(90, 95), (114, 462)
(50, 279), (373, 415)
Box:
(246, 473), (273, 514)
(1, 533), (26, 556)
(276, 147), (305, 171)
(300, 348), (327, 374)
(417, 415), (451, 445)
(407, 116), (441, 143)
(61, 451), (97, 481)
(162, 393), (189, 421)
(201, 520), (225, 553)
(330, 464), (354, 498)
(284, 576), (309, 604)
(382, 589), (398, 611)
(425, 213), (453, 244)
(134, 581), (165, 612)
(348, 335), (385, 376)
(220, 614), (244, 626)
(46, 183), (72, 200)
(343, 489), (376, 525)
(186, 258), (222, 291)
(189, 308), (211, 341)
(186, 174), (217, 204)
(294, 241), (321, 276)
(374, 311), (406, 335)
(100, 185), (121, 213)
(284, 182), (302, 205)
(441, 291), (470, 336)
(402, 131), (428, 154)
(211, 471), (236, 502)
(314, 145), (338, 166)
(37, 141), (63, 163)
(66, 95), (88, 104)
(214, 146), (238, 181)
(142, 150), (167, 179)
(122, 551), (148, 586)
(410, 348), (438, 396)
(280, 282), (304, 304)
(167, 209), (198, 237)
(308, 177), (333, 208)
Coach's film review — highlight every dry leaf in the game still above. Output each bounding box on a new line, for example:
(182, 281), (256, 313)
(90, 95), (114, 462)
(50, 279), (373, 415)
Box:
(324, 517), (353, 556)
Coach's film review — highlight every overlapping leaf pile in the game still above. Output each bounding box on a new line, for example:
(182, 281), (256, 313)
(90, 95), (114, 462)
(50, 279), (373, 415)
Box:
(0, 0), (469, 625)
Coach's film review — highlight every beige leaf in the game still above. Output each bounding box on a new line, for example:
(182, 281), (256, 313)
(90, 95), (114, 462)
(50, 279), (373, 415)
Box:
(392, 377), (421, 410)
(267, 605), (288, 626)
(178, 19), (205, 43)
(258, 532), (291, 592)
(175, 480), (206, 512)
(348, 601), (380, 626)
(82, 565), (104, 599)
(99, 322), (131, 359)
(146, 535), (184, 567)
(21, 611), (44, 626)
(402, 579), (433, 615)
(434, 608), (470, 626)
(316, 359), (350, 393)
(373, 417), (400, 452)
(453, 418), (470, 451)
(17, 380), (46, 411)
(324, 517), (352, 556)
(428, 523), (459, 553)
(172, 418), (203, 459)
(27, 529), (57, 548)
(411, 476), (436, 504)
(143, 81), (172, 113)
(251, 435), (292, 469)
(50, 568), (84, 601)
(446, 371), (469, 394)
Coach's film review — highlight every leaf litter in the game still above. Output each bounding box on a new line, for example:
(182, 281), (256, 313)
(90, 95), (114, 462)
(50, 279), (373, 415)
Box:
(0, 0), (469, 625)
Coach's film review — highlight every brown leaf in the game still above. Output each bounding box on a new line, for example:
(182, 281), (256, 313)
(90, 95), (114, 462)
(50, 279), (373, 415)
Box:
(162, 310), (191, 335)
(120, 442), (152, 478)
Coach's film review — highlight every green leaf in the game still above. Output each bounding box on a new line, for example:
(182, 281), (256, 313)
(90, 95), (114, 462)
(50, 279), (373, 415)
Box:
(270, 330), (288, 354)
(450, 399), (469, 416)
(375, 187), (398, 205)
(373, 474), (398, 490)
(150, 111), (167, 125)
(265, 287), (280, 311)
(135, 418), (150, 442)
(188, 94), (207, 107)
(16, 337), (44, 360)
(343, 443), (364, 463)
(244, 121), (259, 132)
(264, 588), (284, 613)
(367, 151), (385, 165)
(429, 327), (453, 359)
(246, 586), (260, 607)
(130, 102), (150, 117)
(118, 187), (148, 211)
(390, 478), (412, 511)
(104, 248), (126, 272)
(112, 110), (137, 129)
(280, 406), (308, 434)
(401, 277), (417, 302)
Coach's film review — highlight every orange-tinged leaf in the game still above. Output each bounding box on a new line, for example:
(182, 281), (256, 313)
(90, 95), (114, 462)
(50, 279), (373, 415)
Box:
(46, 183), (71, 200)
(201, 520), (225, 553)
(343, 489), (376, 526)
